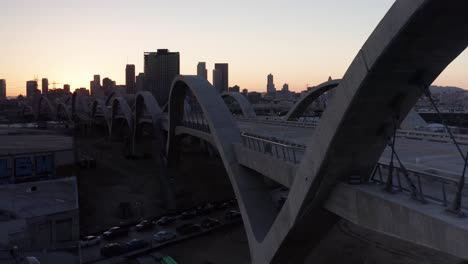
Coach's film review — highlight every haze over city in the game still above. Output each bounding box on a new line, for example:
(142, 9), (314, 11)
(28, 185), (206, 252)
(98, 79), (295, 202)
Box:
(2, 0), (467, 96)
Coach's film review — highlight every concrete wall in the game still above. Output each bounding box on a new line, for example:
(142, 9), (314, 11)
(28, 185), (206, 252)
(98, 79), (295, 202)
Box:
(325, 183), (468, 260)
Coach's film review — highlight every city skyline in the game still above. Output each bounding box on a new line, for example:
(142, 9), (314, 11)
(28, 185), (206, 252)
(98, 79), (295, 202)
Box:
(1, 0), (468, 96)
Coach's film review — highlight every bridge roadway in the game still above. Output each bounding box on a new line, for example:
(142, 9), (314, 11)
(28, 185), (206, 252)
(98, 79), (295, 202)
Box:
(236, 119), (468, 178)
(232, 119), (468, 260)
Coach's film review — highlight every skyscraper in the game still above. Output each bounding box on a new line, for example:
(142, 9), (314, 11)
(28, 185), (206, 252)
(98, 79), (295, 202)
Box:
(197, 62), (207, 80)
(282, 83), (289, 92)
(102, 78), (114, 96)
(144, 49), (180, 106)
(26, 80), (39, 98)
(0, 79), (6, 99)
(42, 78), (49, 95)
(213, 63), (228, 93)
(63, 84), (71, 93)
(267, 73), (276, 93)
(136, 73), (145, 93)
(91, 74), (104, 98)
(125, 64), (136, 94)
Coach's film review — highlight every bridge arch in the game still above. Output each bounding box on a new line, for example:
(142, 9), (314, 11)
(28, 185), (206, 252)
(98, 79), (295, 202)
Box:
(258, 1), (468, 263)
(110, 96), (133, 138)
(37, 96), (56, 121)
(283, 79), (340, 121)
(90, 99), (111, 135)
(167, 75), (277, 248)
(221, 92), (257, 118)
(56, 103), (72, 122)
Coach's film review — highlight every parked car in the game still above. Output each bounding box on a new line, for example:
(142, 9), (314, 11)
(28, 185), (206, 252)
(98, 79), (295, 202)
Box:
(100, 243), (127, 257)
(24, 257), (40, 264)
(153, 230), (177, 243)
(228, 198), (238, 207)
(154, 216), (176, 226)
(179, 210), (197, 220)
(201, 218), (221, 229)
(135, 220), (154, 231)
(214, 201), (230, 210)
(125, 239), (149, 252)
(150, 253), (179, 264)
(225, 210), (242, 220)
(176, 223), (202, 235)
(196, 203), (215, 215)
(80, 235), (101, 247)
(102, 227), (128, 240)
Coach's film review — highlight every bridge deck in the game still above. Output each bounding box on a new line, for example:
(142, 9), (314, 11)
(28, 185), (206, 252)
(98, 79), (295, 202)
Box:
(236, 120), (467, 179)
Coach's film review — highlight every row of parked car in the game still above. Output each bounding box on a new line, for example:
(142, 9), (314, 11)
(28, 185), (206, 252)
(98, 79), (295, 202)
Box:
(80, 199), (241, 258)
(98, 210), (240, 258)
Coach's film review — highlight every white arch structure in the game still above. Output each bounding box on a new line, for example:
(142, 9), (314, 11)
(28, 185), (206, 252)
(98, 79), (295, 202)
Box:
(36, 96), (56, 121)
(166, 2), (468, 263)
(283, 79), (340, 121)
(221, 92), (257, 118)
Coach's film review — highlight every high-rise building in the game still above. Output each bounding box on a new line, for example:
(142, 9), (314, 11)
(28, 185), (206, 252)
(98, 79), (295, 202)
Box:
(126, 64), (136, 94)
(144, 49), (180, 106)
(136, 73), (145, 93)
(213, 69), (221, 93)
(197, 62), (207, 80)
(229, 85), (240, 93)
(41, 78), (49, 95)
(0, 79), (6, 99)
(213, 63), (228, 93)
(26, 80), (39, 98)
(242, 88), (248, 97)
(267, 74), (276, 93)
(91, 74), (104, 98)
(282, 83), (289, 92)
(75, 88), (90, 97)
(63, 84), (71, 93)
(102, 78), (114, 96)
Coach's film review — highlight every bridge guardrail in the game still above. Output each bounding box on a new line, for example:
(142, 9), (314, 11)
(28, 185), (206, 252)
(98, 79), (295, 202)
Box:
(396, 129), (468, 144)
(235, 117), (317, 128)
(240, 133), (306, 164)
(371, 162), (468, 210)
(240, 133), (467, 210)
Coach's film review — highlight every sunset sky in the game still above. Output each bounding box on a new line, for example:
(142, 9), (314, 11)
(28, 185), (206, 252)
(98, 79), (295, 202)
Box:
(1, 0), (467, 96)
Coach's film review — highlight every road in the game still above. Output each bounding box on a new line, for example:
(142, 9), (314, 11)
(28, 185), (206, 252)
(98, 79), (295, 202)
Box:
(81, 200), (240, 263)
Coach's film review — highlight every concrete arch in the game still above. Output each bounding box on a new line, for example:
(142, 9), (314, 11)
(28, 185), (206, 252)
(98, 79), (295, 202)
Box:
(258, 1), (468, 263)
(37, 96), (56, 121)
(110, 96), (133, 133)
(221, 92), (257, 118)
(105, 91), (117, 106)
(134, 91), (163, 128)
(283, 79), (340, 121)
(167, 76), (277, 251)
(56, 103), (72, 122)
(91, 99), (111, 134)
(133, 91), (176, 208)
(72, 91), (90, 120)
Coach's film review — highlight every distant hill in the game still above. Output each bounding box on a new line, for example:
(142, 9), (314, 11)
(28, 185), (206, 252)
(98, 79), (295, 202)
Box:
(430, 85), (466, 94)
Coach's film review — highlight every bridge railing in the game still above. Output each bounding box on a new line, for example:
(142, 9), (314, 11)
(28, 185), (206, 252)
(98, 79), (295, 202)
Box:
(240, 132), (306, 164)
(235, 117), (318, 128)
(396, 129), (468, 145)
(371, 162), (468, 209)
(182, 119), (210, 133)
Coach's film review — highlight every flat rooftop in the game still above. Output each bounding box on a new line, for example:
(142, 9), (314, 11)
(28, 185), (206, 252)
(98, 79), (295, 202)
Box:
(0, 128), (72, 155)
(0, 177), (78, 219)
